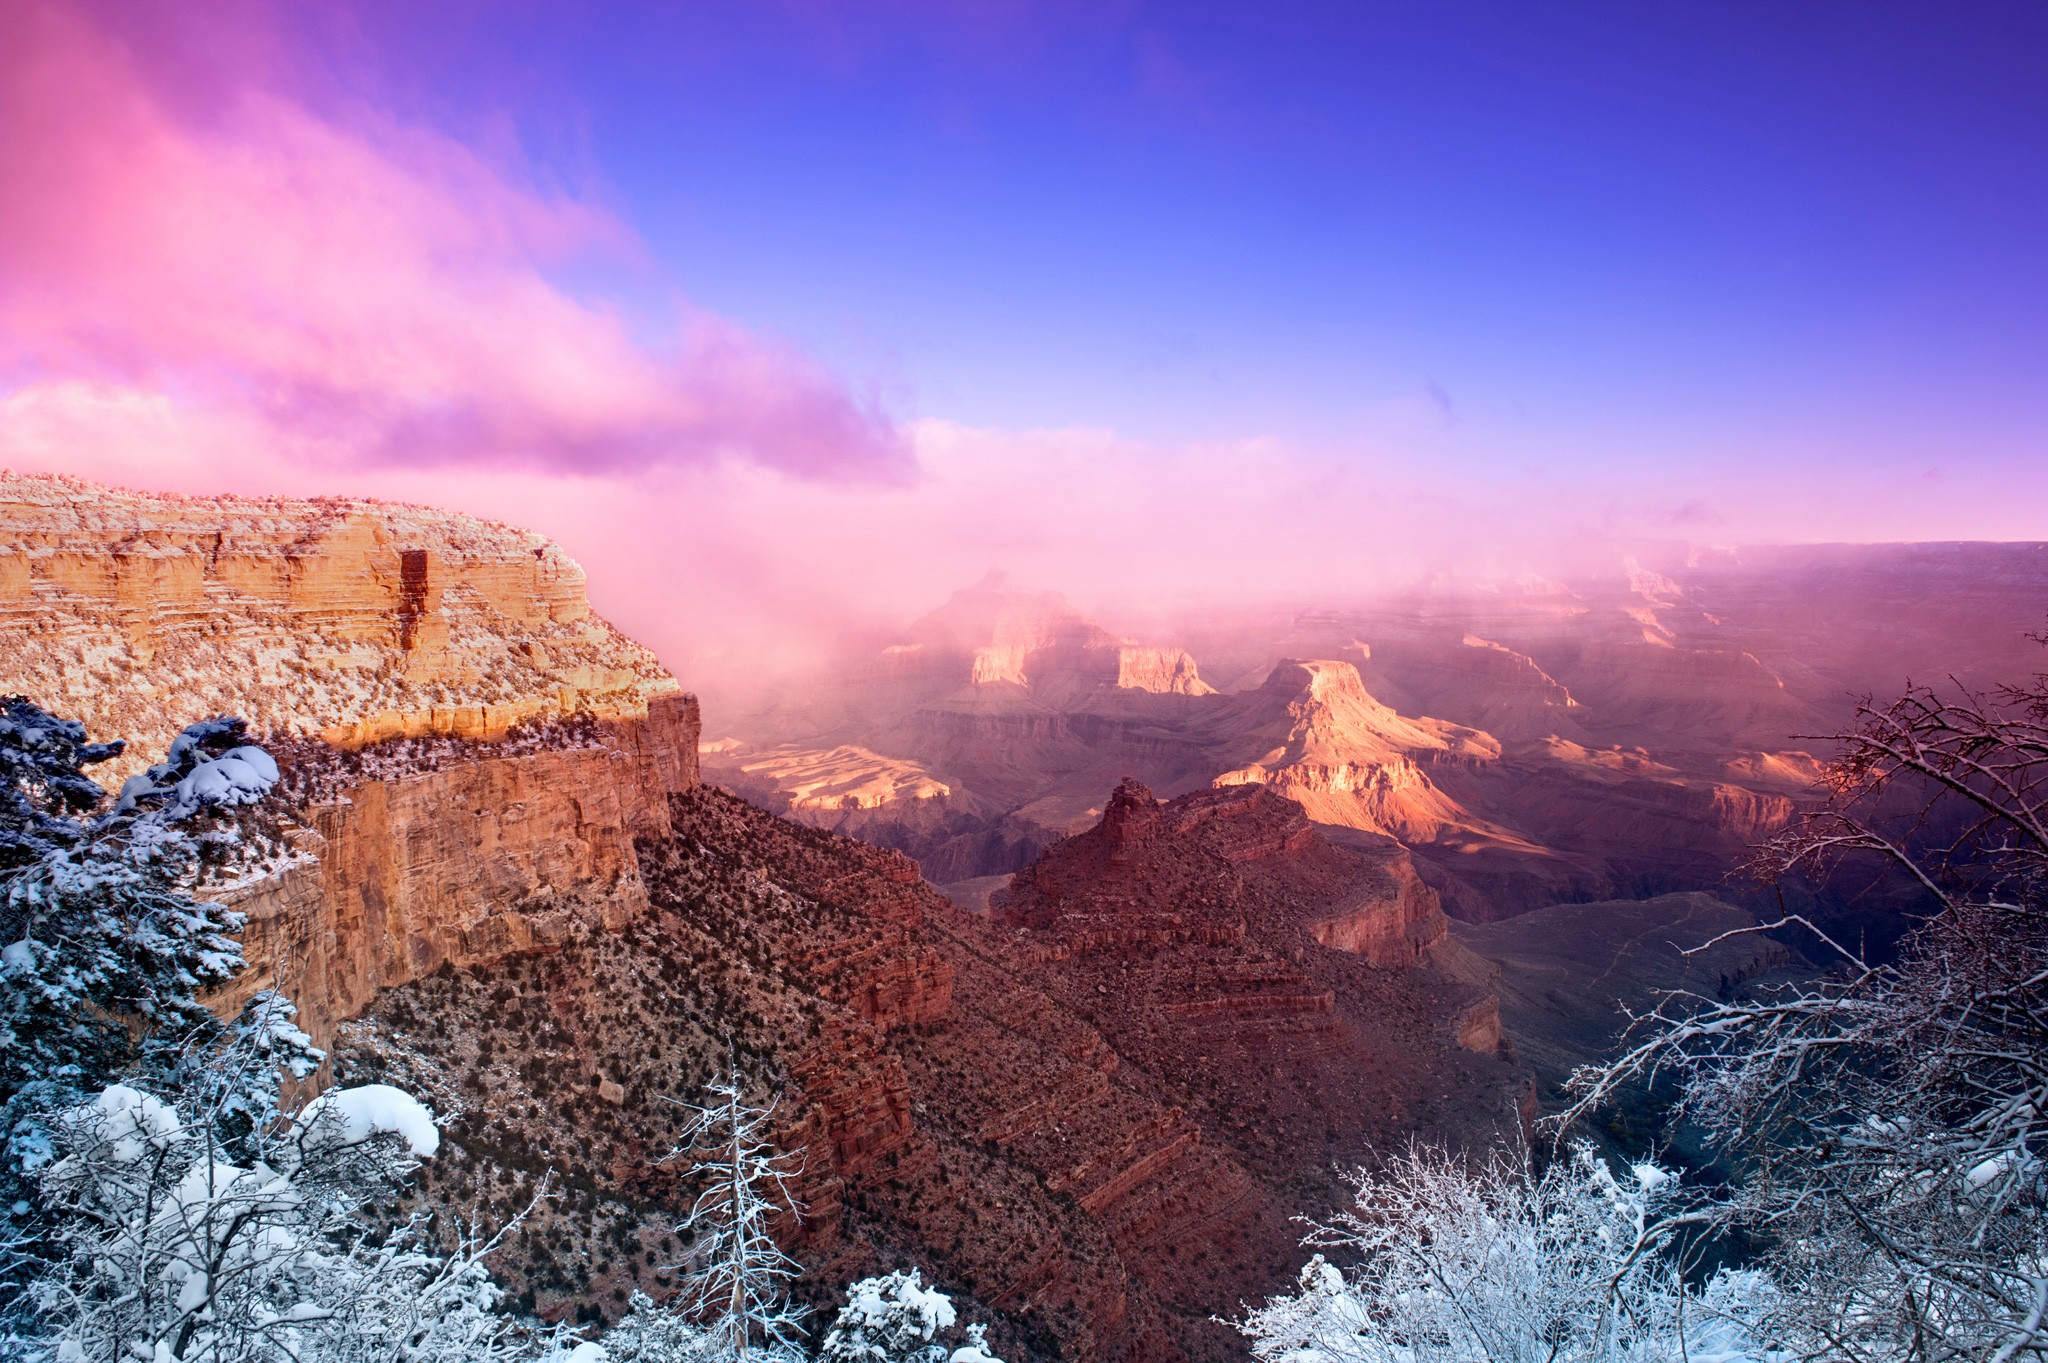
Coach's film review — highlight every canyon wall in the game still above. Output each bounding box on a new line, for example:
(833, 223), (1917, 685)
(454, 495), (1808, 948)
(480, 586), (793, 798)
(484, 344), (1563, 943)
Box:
(0, 472), (680, 783)
(0, 472), (700, 1046)
(216, 701), (699, 1049)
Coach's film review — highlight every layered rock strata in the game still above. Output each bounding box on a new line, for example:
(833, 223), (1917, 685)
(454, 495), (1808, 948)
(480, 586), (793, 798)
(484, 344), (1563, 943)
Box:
(215, 704), (699, 1049)
(0, 472), (699, 1048)
(0, 471), (679, 785)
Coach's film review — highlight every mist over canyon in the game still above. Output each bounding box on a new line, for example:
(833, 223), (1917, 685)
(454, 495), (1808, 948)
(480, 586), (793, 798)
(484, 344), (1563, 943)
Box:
(707, 544), (2048, 931)
(5, 468), (2044, 1361)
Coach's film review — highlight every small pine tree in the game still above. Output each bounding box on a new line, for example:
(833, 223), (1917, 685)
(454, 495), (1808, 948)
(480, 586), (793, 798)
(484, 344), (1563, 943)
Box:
(0, 698), (124, 873)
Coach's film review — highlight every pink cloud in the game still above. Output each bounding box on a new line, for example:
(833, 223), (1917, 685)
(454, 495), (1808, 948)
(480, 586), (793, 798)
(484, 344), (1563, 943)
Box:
(6, 1), (2040, 724)
(0, 0), (907, 481)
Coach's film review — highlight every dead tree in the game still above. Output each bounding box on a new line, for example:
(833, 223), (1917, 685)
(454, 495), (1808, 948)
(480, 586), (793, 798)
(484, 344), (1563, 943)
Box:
(1567, 672), (2048, 1361)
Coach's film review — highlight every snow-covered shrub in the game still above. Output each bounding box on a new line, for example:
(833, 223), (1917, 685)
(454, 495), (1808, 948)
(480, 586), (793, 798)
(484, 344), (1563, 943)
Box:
(1238, 1142), (1779, 1363)
(585, 1290), (721, 1362)
(815, 1270), (1002, 1363)
(1568, 676), (2048, 1360)
(0, 702), (579, 1361)
(22, 1018), (565, 1363)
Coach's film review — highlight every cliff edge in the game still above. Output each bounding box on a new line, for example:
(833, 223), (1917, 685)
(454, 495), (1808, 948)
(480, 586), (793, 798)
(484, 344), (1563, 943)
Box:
(0, 472), (700, 1045)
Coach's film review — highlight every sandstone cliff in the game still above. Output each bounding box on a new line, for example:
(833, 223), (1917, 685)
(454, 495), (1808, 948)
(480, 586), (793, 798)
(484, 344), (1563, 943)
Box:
(215, 714), (698, 1050)
(0, 471), (681, 783)
(1, 472), (700, 1047)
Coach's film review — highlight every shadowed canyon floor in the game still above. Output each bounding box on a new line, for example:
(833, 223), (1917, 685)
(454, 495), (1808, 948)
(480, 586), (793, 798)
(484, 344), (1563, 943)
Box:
(1447, 892), (1813, 1101)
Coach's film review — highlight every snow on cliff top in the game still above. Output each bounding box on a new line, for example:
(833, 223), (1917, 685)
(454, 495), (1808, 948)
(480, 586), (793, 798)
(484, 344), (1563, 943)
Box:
(0, 472), (680, 784)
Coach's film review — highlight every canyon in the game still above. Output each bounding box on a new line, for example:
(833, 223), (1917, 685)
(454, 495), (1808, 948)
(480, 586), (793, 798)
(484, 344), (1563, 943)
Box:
(11, 470), (2043, 1358)
(710, 548), (2048, 927)
(2, 473), (1523, 1362)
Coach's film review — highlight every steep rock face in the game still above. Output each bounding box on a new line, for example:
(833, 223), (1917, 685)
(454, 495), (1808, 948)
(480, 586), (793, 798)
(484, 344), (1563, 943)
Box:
(2, 472), (701, 1046)
(216, 710), (698, 1050)
(0, 472), (679, 784)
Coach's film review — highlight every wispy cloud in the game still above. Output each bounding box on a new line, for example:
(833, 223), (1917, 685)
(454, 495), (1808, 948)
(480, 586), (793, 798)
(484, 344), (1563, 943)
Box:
(0, 0), (907, 481)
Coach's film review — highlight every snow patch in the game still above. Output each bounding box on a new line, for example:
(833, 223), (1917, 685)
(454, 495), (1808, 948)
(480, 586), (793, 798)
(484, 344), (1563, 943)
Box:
(296, 1084), (440, 1157)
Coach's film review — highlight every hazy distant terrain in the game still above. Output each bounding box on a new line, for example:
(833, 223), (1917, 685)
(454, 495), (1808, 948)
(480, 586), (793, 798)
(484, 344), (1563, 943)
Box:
(710, 544), (2048, 925)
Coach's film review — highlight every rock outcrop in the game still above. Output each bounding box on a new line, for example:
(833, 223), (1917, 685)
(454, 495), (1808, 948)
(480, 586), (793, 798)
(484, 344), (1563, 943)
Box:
(0, 471), (680, 784)
(1113, 644), (1214, 695)
(1, 472), (700, 1048)
(1212, 658), (1498, 843)
(999, 778), (1451, 969)
(216, 712), (698, 1049)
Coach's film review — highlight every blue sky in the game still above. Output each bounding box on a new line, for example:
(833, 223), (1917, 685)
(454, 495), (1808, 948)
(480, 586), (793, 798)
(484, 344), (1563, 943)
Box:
(8, 0), (2045, 679)
(324, 0), (2048, 487)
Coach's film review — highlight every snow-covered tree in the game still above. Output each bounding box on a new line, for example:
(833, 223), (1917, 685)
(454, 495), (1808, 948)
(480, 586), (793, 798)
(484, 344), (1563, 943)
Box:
(815, 1271), (1004, 1363)
(1, 709), (279, 1108)
(1567, 675), (2048, 1361)
(1238, 1142), (1778, 1363)
(2, 708), (287, 1335)
(21, 1006), (567, 1362)
(654, 1063), (809, 1362)
(0, 698), (125, 873)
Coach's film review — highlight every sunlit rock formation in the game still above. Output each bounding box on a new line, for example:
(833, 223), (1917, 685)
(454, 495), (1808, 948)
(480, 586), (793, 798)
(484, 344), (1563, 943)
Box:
(1, 471), (699, 1045)
(0, 471), (681, 782)
(1212, 658), (1497, 842)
